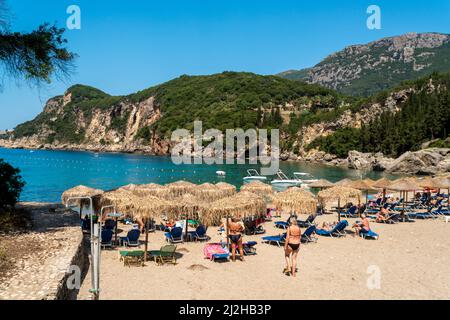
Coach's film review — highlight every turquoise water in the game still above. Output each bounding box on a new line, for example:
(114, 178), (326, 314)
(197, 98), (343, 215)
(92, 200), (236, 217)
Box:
(0, 147), (396, 203)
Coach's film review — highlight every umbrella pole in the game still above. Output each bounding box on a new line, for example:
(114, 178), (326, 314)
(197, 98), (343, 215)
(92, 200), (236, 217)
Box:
(143, 218), (149, 266)
(185, 213), (189, 242)
(338, 199), (341, 222)
(402, 191), (406, 222)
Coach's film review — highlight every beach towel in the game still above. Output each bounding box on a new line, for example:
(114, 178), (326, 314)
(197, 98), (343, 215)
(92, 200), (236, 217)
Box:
(204, 243), (229, 260)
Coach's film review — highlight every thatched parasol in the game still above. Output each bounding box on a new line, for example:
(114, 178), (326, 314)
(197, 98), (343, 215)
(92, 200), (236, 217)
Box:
(61, 185), (104, 217)
(308, 179), (334, 190)
(215, 182), (237, 197)
(372, 177), (392, 200)
(318, 186), (362, 221)
(431, 176), (450, 210)
(193, 183), (227, 201)
(61, 185), (104, 205)
(334, 178), (353, 186)
(122, 183), (170, 199)
(271, 188), (317, 215)
(416, 176), (438, 189)
(166, 180), (197, 198)
(348, 179), (376, 203)
(240, 181), (274, 199)
(387, 178), (421, 220)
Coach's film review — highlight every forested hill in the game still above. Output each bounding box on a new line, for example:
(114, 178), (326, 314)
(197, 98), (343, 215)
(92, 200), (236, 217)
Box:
(307, 72), (450, 158)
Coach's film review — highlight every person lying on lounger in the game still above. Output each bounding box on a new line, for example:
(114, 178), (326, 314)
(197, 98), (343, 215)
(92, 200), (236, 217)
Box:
(352, 214), (371, 237)
(317, 221), (337, 232)
(376, 207), (391, 223)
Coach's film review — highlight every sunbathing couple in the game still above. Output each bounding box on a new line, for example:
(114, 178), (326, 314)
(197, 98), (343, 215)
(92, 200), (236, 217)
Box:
(375, 206), (398, 224)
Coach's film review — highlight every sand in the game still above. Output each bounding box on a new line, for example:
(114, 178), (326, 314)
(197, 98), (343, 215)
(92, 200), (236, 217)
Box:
(78, 213), (450, 300)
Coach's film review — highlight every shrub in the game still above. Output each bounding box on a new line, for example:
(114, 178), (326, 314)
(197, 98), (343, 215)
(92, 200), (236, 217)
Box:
(0, 159), (25, 211)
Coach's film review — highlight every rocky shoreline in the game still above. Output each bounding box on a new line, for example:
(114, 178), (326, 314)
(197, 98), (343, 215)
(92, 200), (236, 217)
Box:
(1, 138), (449, 176)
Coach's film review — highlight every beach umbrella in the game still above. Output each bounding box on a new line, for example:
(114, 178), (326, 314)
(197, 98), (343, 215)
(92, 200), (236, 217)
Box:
(61, 185), (104, 218)
(193, 183), (227, 201)
(215, 182), (237, 197)
(387, 178), (421, 220)
(271, 188), (317, 215)
(348, 179), (376, 204)
(372, 177), (392, 200)
(122, 183), (170, 199)
(431, 176), (450, 210)
(240, 181), (274, 201)
(308, 179), (334, 190)
(166, 180), (197, 198)
(334, 178), (353, 187)
(207, 191), (266, 245)
(318, 186), (362, 221)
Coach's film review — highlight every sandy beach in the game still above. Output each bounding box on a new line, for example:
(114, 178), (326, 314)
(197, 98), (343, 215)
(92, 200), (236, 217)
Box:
(78, 212), (450, 300)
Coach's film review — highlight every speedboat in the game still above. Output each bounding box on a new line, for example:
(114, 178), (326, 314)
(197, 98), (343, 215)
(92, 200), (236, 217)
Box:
(293, 172), (318, 184)
(216, 170), (226, 177)
(270, 170), (303, 188)
(243, 169), (267, 182)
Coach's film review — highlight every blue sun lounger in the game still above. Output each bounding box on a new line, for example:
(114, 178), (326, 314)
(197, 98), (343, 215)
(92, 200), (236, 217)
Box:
(274, 221), (289, 229)
(432, 206), (450, 216)
(340, 206), (358, 218)
(301, 225), (317, 243)
(315, 220), (348, 237)
(360, 229), (379, 240)
(165, 227), (184, 243)
(262, 233), (286, 247)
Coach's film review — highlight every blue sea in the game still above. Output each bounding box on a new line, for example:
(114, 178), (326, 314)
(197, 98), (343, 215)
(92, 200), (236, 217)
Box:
(0, 147), (395, 203)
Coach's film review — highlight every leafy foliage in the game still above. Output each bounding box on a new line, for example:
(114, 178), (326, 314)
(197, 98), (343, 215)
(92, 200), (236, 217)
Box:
(0, 159), (25, 210)
(308, 72), (450, 157)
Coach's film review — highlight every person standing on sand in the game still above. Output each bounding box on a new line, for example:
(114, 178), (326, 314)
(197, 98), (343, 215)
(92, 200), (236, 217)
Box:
(284, 216), (301, 277)
(227, 218), (245, 262)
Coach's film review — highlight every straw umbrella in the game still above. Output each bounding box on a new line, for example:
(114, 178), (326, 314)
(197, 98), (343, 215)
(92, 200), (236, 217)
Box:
(166, 180), (197, 199)
(308, 179), (334, 190)
(387, 178), (421, 221)
(318, 186), (362, 221)
(207, 191), (266, 245)
(271, 188), (317, 215)
(61, 185), (104, 218)
(431, 176), (450, 210)
(372, 177), (392, 200)
(240, 181), (274, 200)
(215, 182), (237, 197)
(193, 183), (226, 202)
(101, 189), (171, 264)
(348, 180), (376, 204)
(334, 178), (353, 186)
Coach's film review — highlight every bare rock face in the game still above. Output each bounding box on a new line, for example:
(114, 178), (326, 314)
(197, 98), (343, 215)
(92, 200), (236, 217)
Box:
(386, 148), (450, 175)
(347, 151), (375, 170)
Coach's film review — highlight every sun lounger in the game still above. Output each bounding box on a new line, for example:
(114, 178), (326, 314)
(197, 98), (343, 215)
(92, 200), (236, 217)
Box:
(119, 250), (145, 267)
(120, 229), (141, 247)
(165, 227), (184, 243)
(204, 243), (230, 261)
(301, 225), (317, 243)
(261, 233), (286, 247)
(101, 229), (114, 248)
(360, 229), (379, 240)
(298, 214), (316, 228)
(315, 220), (348, 237)
(275, 221), (289, 229)
(189, 225), (209, 242)
(432, 206), (450, 216)
(340, 206), (358, 218)
(103, 219), (116, 230)
(149, 245), (177, 265)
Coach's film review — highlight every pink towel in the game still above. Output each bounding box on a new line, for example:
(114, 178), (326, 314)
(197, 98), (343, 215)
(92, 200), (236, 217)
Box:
(203, 244), (228, 260)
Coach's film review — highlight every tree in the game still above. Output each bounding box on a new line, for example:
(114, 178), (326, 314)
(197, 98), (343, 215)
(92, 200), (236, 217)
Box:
(0, 0), (75, 87)
(0, 158), (25, 211)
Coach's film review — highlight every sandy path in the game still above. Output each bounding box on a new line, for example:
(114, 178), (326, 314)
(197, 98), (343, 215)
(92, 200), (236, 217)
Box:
(78, 214), (450, 300)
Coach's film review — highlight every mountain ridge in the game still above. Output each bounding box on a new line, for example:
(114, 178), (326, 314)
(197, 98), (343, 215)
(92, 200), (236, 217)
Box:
(278, 32), (450, 96)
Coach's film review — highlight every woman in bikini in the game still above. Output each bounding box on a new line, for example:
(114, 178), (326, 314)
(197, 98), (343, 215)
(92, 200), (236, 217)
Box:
(284, 216), (301, 277)
(227, 218), (245, 262)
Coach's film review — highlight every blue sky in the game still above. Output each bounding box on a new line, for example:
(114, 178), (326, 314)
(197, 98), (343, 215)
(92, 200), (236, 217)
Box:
(0, 0), (449, 129)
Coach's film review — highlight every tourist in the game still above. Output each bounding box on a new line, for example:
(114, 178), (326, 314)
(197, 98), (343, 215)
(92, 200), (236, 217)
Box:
(376, 206), (390, 223)
(353, 213), (371, 237)
(227, 217), (245, 262)
(284, 216), (301, 277)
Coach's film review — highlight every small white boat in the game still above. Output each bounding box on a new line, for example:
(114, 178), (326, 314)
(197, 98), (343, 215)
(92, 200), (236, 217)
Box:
(216, 170), (226, 177)
(270, 170), (303, 188)
(243, 169), (267, 182)
(293, 172), (318, 184)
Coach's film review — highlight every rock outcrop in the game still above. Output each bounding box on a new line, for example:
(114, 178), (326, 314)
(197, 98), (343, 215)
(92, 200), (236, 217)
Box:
(386, 148), (450, 175)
